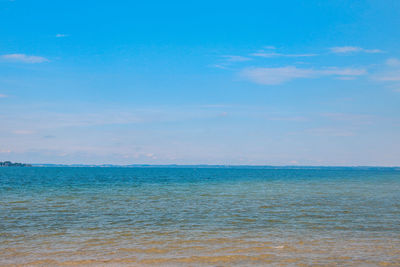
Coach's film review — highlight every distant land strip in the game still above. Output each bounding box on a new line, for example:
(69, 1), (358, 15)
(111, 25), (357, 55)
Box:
(24, 164), (400, 170)
(0, 161), (32, 167)
(0, 162), (399, 169)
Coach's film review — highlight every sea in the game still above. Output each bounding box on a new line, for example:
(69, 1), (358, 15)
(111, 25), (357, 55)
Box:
(1, 167), (400, 266)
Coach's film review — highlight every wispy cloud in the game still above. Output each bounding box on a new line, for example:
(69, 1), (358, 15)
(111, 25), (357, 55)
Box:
(373, 58), (400, 81)
(212, 64), (229, 69)
(371, 58), (400, 92)
(266, 115), (308, 122)
(374, 70), (400, 81)
(240, 66), (366, 85)
(251, 52), (317, 58)
(13, 130), (35, 135)
(55, 33), (69, 38)
(320, 67), (366, 76)
(307, 128), (355, 137)
(1, 54), (49, 63)
(213, 55), (252, 69)
(250, 46), (317, 58)
(0, 94), (7, 98)
(385, 58), (400, 67)
(221, 55), (252, 62)
(321, 113), (374, 125)
(241, 67), (313, 85)
(1, 105), (233, 134)
(330, 46), (382, 54)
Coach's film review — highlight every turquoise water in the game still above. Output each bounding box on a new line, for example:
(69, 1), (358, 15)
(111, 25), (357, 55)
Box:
(1, 167), (400, 266)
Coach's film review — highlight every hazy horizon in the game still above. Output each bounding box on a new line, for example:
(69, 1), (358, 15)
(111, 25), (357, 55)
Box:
(4, 161), (400, 168)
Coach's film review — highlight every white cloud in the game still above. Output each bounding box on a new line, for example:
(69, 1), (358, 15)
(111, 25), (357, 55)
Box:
(308, 128), (355, 137)
(13, 130), (35, 135)
(251, 52), (317, 58)
(321, 113), (374, 125)
(330, 46), (361, 53)
(212, 64), (228, 69)
(241, 66), (366, 85)
(330, 46), (382, 54)
(374, 70), (400, 81)
(241, 66), (314, 85)
(266, 115), (308, 122)
(373, 59), (400, 82)
(364, 49), (382, 53)
(55, 33), (69, 38)
(249, 46), (317, 58)
(386, 58), (400, 67)
(213, 55), (252, 69)
(321, 67), (366, 76)
(1, 54), (48, 63)
(221, 55), (252, 62)
(336, 76), (357, 80)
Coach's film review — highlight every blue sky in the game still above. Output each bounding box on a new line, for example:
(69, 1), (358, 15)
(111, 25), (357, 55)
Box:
(1, 0), (400, 165)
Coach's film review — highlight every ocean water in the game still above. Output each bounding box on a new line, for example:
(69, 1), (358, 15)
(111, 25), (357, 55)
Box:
(1, 167), (400, 266)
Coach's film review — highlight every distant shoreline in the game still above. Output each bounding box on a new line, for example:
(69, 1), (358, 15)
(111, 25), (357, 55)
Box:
(0, 161), (32, 167)
(1, 161), (399, 169)
(17, 164), (400, 170)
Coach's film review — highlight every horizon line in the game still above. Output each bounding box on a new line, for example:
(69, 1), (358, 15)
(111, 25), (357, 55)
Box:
(26, 163), (400, 168)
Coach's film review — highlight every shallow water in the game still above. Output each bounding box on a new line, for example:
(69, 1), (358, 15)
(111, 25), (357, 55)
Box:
(1, 167), (400, 266)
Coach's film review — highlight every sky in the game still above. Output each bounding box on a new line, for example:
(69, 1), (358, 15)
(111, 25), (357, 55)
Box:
(1, 0), (400, 166)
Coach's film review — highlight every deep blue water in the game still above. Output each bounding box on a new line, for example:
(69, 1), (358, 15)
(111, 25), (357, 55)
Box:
(1, 167), (400, 266)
